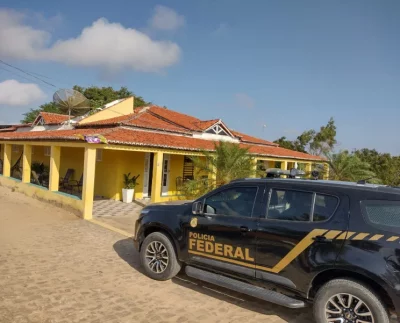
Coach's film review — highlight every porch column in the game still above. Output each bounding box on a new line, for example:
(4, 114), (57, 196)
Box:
(250, 158), (257, 178)
(323, 163), (330, 180)
(22, 144), (32, 183)
(2, 144), (11, 177)
(151, 151), (163, 203)
(82, 147), (97, 219)
(281, 160), (288, 171)
(306, 163), (312, 177)
(49, 146), (61, 191)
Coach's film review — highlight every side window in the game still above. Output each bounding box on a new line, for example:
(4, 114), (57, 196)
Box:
(204, 186), (258, 218)
(361, 200), (400, 234)
(267, 189), (313, 221)
(313, 194), (339, 222)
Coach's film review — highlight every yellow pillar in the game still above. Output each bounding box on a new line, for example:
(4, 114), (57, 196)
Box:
(22, 144), (32, 183)
(2, 144), (11, 177)
(49, 146), (61, 191)
(82, 147), (97, 219)
(306, 163), (312, 178)
(151, 151), (164, 203)
(250, 158), (257, 178)
(281, 160), (288, 171)
(323, 163), (330, 180)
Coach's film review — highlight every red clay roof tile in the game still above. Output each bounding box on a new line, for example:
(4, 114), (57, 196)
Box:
(0, 126), (324, 161)
(37, 112), (72, 125)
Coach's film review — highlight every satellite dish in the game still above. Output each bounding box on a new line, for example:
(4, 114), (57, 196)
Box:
(53, 89), (91, 124)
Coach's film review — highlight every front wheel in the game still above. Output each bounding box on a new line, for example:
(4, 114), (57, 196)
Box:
(140, 232), (181, 281)
(313, 278), (389, 323)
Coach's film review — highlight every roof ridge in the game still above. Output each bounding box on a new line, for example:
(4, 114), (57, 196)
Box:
(196, 118), (220, 123)
(147, 109), (193, 131)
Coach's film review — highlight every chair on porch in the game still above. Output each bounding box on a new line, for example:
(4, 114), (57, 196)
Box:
(64, 174), (83, 194)
(11, 153), (23, 179)
(59, 169), (75, 190)
(31, 171), (42, 186)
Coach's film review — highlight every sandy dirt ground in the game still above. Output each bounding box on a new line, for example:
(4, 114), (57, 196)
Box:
(0, 185), (324, 323)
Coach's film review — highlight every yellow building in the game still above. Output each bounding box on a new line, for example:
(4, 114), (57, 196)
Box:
(0, 97), (326, 219)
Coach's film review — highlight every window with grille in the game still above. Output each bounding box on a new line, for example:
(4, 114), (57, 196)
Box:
(44, 147), (51, 156)
(361, 200), (400, 233)
(183, 156), (194, 181)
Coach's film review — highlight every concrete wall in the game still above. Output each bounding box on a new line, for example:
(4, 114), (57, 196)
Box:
(60, 147), (84, 183)
(31, 146), (51, 167)
(79, 97), (134, 124)
(94, 150), (185, 201)
(95, 149), (145, 201)
(0, 175), (84, 215)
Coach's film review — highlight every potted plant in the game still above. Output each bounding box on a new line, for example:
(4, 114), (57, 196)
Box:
(122, 173), (140, 203)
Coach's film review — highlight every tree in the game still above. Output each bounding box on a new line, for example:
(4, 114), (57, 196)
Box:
(21, 85), (151, 123)
(182, 142), (257, 199)
(326, 150), (376, 182)
(353, 148), (400, 186)
(273, 118), (337, 156)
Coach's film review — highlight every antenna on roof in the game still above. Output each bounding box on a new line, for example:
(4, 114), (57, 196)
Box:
(53, 89), (91, 125)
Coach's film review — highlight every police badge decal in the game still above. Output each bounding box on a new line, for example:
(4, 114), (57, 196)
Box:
(190, 217), (198, 228)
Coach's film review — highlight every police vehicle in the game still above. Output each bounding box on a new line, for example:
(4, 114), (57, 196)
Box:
(134, 168), (400, 323)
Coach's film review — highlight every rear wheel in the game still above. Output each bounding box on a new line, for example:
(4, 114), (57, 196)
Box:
(313, 278), (389, 323)
(140, 232), (181, 281)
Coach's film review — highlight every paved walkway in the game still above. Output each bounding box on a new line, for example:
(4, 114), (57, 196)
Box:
(0, 186), (315, 323)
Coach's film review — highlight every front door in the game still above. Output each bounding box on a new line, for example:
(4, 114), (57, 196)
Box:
(256, 184), (349, 292)
(143, 153), (150, 198)
(186, 183), (265, 280)
(161, 154), (170, 196)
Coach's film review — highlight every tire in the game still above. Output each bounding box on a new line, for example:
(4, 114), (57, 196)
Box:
(140, 232), (181, 281)
(313, 278), (389, 323)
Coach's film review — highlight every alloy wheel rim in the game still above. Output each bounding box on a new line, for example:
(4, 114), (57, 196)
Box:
(325, 293), (374, 323)
(145, 241), (169, 274)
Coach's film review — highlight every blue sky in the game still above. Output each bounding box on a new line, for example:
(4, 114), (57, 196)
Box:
(0, 0), (399, 154)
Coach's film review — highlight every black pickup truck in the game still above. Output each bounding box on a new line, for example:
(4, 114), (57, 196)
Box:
(134, 177), (400, 323)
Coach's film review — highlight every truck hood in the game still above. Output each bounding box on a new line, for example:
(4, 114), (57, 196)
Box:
(140, 201), (193, 215)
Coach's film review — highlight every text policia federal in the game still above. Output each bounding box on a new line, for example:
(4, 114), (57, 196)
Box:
(188, 232), (254, 262)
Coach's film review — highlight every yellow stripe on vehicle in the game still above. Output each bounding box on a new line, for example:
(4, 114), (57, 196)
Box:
(352, 233), (369, 240)
(369, 234), (384, 241)
(324, 230), (342, 239)
(272, 229), (327, 273)
(387, 236), (399, 242)
(336, 231), (356, 240)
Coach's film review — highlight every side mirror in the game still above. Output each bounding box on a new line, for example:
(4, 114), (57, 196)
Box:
(192, 201), (203, 215)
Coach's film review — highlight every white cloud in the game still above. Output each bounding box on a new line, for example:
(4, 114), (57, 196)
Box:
(149, 5), (185, 31)
(0, 80), (46, 106)
(234, 93), (255, 109)
(0, 8), (181, 72)
(0, 9), (50, 60)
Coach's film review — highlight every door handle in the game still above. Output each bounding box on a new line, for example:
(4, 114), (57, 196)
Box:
(312, 235), (332, 243)
(240, 226), (250, 233)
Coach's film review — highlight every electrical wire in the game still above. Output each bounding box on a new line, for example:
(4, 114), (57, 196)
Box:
(0, 59), (57, 88)
(0, 65), (55, 90)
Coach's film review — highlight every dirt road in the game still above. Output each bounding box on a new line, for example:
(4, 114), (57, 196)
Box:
(0, 185), (314, 323)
